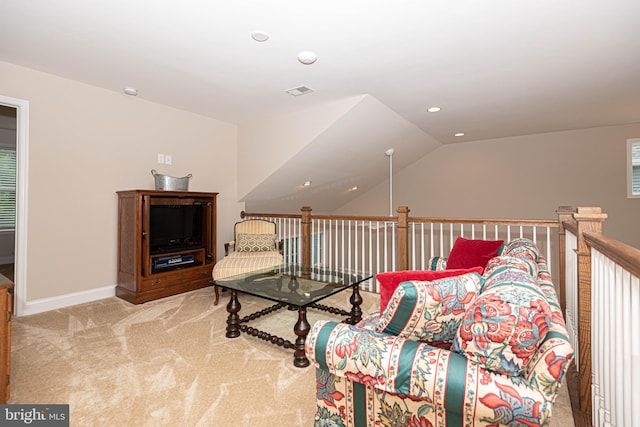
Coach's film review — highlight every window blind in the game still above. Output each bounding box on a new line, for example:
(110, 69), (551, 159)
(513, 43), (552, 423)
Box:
(0, 148), (16, 230)
(633, 143), (640, 195)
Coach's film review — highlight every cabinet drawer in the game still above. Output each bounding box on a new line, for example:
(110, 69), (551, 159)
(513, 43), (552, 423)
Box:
(140, 266), (212, 292)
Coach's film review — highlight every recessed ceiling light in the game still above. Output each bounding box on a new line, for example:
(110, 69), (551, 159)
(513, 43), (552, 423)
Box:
(348, 186), (358, 192)
(454, 132), (465, 137)
(251, 30), (269, 42)
(303, 180), (312, 187)
(285, 86), (315, 96)
(427, 107), (441, 113)
(123, 87), (138, 96)
(297, 51), (318, 65)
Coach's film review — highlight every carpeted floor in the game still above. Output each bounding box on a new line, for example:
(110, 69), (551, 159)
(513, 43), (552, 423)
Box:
(9, 287), (575, 427)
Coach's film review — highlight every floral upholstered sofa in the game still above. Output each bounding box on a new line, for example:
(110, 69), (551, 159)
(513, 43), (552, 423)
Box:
(305, 238), (573, 427)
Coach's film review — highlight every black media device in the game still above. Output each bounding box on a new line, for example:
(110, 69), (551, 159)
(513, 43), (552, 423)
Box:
(149, 203), (204, 253)
(151, 253), (196, 273)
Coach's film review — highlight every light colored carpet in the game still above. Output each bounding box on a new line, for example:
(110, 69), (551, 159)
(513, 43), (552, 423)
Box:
(10, 287), (575, 427)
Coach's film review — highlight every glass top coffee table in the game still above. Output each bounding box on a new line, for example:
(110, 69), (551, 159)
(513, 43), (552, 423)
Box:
(213, 264), (372, 367)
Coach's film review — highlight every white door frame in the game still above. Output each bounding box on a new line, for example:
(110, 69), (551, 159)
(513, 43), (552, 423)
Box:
(0, 95), (29, 316)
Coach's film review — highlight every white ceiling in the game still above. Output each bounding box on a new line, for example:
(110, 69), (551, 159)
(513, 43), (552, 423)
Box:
(2, 1), (640, 211)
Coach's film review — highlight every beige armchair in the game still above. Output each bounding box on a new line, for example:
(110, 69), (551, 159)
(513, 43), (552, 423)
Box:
(211, 219), (283, 304)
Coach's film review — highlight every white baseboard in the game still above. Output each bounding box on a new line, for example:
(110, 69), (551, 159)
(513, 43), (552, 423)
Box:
(18, 284), (117, 316)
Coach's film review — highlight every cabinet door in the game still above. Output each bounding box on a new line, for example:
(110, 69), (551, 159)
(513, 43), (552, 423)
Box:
(205, 199), (214, 262)
(141, 194), (151, 277)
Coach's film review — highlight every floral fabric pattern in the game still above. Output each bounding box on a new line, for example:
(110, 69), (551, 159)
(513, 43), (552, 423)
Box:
(453, 283), (551, 376)
(484, 255), (538, 279)
(501, 238), (540, 262)
(308, 319), (566, 427)
(306, 239), (573, 427)
(375, 273), (483, 343)
(479, 382), (550, 426)
(482, 264), (542, 293)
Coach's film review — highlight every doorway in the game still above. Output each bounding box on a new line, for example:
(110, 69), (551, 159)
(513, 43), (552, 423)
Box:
(0, 95), (29, 316)
(0, 105), (16, 283)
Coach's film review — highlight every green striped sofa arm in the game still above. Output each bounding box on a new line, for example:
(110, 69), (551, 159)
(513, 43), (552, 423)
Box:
(305, 320), (561, 427)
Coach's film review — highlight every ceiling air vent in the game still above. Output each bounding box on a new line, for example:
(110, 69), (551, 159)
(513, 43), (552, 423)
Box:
(285, 85), (315, 96)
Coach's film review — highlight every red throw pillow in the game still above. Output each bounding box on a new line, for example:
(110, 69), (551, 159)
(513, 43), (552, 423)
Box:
(376, 267), (483, 311)
(446, 237), (504, 271)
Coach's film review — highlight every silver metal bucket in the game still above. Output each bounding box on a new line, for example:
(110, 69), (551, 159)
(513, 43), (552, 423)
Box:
(151, 169), (192, 191)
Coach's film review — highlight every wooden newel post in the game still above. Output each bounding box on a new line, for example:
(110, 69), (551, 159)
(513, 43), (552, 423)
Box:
(301, 206), (312, 266)
(556, 206), (574, 316)
(573, 207), (607, 417)
(397, 206), (410, 271)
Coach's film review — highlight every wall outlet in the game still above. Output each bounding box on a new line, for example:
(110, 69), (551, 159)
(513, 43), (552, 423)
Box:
(165, 155), (172, 165)
(157, 154), (165, 164)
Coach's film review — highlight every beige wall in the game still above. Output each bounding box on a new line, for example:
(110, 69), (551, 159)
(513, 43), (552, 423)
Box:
(338, 124), (640, 248)
(0, 61), (242, 303)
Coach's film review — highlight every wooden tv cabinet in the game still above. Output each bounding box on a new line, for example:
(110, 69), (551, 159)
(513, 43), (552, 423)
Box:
(116, 190), (217, 304)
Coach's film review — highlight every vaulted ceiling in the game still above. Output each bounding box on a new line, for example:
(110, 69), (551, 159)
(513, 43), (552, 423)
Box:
(2, 1), (639, 211)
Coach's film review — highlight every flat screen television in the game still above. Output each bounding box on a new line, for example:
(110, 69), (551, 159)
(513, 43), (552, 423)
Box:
(149, 203), (204, 253)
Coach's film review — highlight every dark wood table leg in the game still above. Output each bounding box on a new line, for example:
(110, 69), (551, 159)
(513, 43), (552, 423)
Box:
(347, 285), (363, 325)
(293, 307), (311, 368)
(225, 290), (241, 338)
(209, 280), (220, 305)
